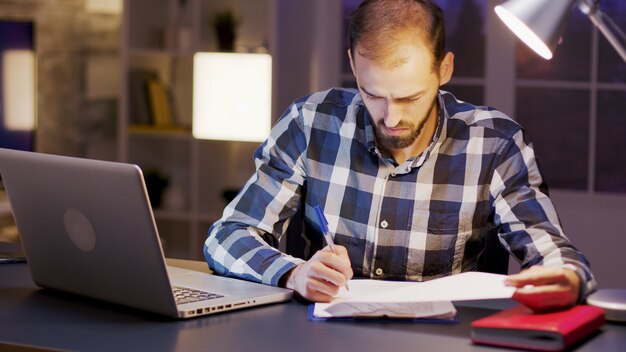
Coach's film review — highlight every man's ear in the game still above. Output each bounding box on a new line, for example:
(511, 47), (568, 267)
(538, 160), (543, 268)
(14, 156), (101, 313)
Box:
(438, 51), (454, 86)
(348, 49), (357, 77)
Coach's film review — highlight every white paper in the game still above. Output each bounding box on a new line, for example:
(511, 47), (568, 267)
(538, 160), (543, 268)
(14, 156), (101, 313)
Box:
(313, 272), (515, 318)
(314, 300), (457, 319)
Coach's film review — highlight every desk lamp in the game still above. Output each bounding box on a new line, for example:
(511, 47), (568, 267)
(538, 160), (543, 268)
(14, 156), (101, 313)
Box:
(494, 0), (626, 322)
(192, 52), (272, 142)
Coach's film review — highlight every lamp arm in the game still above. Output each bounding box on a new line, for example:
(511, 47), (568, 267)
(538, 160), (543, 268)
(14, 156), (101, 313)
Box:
(579, 1), (626, 63)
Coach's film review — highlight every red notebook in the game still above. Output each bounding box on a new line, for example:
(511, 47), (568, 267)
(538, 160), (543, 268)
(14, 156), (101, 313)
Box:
(471, 305), (605, 351)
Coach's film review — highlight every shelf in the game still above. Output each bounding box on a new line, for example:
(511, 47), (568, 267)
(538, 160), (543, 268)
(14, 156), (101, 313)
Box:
(120, 0), (275, 260)
(128, 47), (196, 58)
(128, 124), (192, 140)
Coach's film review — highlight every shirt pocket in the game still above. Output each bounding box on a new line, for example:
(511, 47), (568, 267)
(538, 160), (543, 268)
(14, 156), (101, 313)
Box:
(407, 210), (474, 279)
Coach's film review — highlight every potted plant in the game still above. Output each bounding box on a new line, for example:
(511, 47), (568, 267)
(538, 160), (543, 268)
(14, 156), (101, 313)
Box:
(211, 9), (239, 52)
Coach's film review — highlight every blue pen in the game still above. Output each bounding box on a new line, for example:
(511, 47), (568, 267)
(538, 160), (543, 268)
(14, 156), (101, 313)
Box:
(313, 205), (350, 291)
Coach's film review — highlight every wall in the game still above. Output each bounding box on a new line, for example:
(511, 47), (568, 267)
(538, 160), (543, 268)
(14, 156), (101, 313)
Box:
(274, 0), (315, 116)
(274, 0), (342, 119)
(550, 191), (626, 288)
(0, 0), (120, 159)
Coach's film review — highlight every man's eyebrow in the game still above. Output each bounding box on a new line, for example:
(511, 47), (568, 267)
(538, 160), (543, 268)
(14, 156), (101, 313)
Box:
(397, 90), (425, 100)
(359, 86), (379, 97)
(360, 86), (425, 100)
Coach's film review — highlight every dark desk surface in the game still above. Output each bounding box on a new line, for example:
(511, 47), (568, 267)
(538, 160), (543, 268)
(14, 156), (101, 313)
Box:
(1, 244), (624, 352)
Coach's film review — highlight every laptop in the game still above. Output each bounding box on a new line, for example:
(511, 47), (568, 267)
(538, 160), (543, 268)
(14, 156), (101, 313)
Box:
(0, 148), (292, 318)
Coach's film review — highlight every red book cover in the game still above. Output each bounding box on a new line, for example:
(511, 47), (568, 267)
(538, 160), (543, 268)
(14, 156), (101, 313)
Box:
(471, 305), (605, 351)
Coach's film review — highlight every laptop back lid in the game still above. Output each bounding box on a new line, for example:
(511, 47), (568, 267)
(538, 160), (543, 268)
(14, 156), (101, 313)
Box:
(0, 148), (179, 316)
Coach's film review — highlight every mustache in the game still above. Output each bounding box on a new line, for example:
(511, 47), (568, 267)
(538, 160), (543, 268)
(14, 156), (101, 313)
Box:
(377, 120), (416, 129)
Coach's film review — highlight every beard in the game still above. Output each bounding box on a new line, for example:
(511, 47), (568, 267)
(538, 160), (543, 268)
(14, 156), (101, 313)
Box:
(374, 98), (438, 150)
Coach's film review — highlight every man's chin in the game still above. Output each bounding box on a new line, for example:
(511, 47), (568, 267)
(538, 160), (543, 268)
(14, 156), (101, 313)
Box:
(378, 135), (417, 149)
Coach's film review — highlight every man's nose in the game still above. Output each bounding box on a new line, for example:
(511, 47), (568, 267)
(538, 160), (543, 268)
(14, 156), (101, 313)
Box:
(384, 102), (402, 128)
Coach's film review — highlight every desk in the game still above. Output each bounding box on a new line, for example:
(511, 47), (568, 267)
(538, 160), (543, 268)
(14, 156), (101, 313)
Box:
(0, 245), (624, 351)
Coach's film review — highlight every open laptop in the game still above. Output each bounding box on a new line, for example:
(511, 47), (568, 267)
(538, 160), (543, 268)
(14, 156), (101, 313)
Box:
(0, 148), (292, 319)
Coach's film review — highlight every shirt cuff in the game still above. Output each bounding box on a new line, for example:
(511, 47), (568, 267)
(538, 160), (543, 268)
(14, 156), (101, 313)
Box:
(262, 254), (306, 286)
(562, 263), (596, 304)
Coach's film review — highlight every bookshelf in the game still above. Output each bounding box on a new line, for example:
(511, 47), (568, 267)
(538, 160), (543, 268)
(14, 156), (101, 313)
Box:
(118, 0), (275, 259)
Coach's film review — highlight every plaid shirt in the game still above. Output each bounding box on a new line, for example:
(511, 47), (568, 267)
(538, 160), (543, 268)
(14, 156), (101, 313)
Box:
(204, 88), (596, 297)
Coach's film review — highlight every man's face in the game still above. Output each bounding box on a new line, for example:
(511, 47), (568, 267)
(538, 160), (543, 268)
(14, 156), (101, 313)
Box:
(350, 41), (450, 152)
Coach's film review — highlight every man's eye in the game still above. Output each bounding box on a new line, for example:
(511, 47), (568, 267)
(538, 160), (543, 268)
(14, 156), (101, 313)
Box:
(399, 97), (420, 103)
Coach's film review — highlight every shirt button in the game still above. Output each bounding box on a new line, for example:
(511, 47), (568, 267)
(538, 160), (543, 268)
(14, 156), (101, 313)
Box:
(380, 220), (388, 229)
(375, 268), (383, 276)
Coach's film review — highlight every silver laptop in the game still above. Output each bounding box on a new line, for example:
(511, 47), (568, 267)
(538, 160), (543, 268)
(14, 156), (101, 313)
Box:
(0, 148), (292, 319)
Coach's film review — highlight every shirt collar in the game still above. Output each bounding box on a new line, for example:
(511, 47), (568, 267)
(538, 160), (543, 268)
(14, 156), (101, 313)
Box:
(411, 92), (447, 168)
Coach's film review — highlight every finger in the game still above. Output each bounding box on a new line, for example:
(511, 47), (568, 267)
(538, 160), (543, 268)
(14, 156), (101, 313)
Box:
(304, 277), (340, 301)
(514, 282), (569, 296)
(307, 260), (349, 288)
(513, 294), (568, 313)
(513, 292), (574, 312)
(305, 291), (334, 303)
(308, 276), (341, 295)
(331, 244), (350, 259)
(505, 268), (569, 287)
(506, 266), (563, 282)
(512, 284), (578, 312)
(314, 250), (353, 279)
(331, 245), (354, 279)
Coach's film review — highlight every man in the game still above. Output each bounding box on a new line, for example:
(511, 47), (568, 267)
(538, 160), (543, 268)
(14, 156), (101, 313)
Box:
(204, 0), (596, 312)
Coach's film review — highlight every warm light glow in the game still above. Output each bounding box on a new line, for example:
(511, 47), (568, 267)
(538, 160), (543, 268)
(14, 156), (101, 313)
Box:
(193, 53), (272, 142)
(85, 0), (122, 14)
(495, 5), (554, 60)
(2, 49), (36, 131)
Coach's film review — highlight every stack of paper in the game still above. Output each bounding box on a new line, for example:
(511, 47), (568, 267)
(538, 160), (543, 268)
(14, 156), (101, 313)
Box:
(311, 272), (516, 320)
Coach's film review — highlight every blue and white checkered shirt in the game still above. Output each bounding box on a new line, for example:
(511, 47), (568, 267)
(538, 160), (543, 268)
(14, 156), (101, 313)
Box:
(204, 88), (596, 297)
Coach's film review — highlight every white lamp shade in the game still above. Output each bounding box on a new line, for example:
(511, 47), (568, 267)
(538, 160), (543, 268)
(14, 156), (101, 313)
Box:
(193, 52), (272, 142)
(2, 49), (36, 131)
(495, 0), (577, 60)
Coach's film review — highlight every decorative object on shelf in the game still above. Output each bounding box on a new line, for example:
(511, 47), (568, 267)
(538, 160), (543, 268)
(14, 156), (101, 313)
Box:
(146, 78), (174, 127)
(128, 69), (158, 126)
(494, 0), (626, 322)
(211, 9), (240, 52)
(192, 52), (272, 142)
(144, 169), (169, 209)
(164, 0), (193, 51)
(162, 181), (187, 211)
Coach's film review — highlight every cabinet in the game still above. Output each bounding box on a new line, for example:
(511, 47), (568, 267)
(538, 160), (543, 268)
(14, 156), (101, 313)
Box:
(118, 0), (275, 259)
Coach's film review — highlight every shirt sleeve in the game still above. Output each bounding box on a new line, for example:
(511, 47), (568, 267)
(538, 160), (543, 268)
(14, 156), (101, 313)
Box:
(203, 103), (308, 286)
(489, 128), (597, 300)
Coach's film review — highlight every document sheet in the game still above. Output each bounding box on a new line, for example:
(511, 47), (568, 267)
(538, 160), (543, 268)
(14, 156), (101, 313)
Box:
(312, 272), (516, 319)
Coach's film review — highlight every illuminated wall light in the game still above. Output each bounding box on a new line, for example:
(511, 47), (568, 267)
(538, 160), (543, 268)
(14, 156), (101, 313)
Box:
(85, 0), (122, 14)
(193, 53), (272, 142)
(2, 49), (36, 131)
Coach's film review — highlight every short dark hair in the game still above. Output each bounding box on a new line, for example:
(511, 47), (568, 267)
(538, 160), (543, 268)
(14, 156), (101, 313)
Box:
(348, 0), (446, 69)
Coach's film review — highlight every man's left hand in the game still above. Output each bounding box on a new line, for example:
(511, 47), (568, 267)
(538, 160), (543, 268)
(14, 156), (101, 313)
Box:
(505, 266), (581, 312)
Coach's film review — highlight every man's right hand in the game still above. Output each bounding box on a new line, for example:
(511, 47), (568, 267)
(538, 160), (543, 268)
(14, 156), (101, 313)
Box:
(283, 245), (353, 302)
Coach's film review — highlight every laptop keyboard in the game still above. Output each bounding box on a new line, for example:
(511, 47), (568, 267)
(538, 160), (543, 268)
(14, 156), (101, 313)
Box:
(173, 286), (224, 305)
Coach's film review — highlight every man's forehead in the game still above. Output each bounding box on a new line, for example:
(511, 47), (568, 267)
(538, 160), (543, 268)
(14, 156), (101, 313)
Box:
(353, 37), (434, 70)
